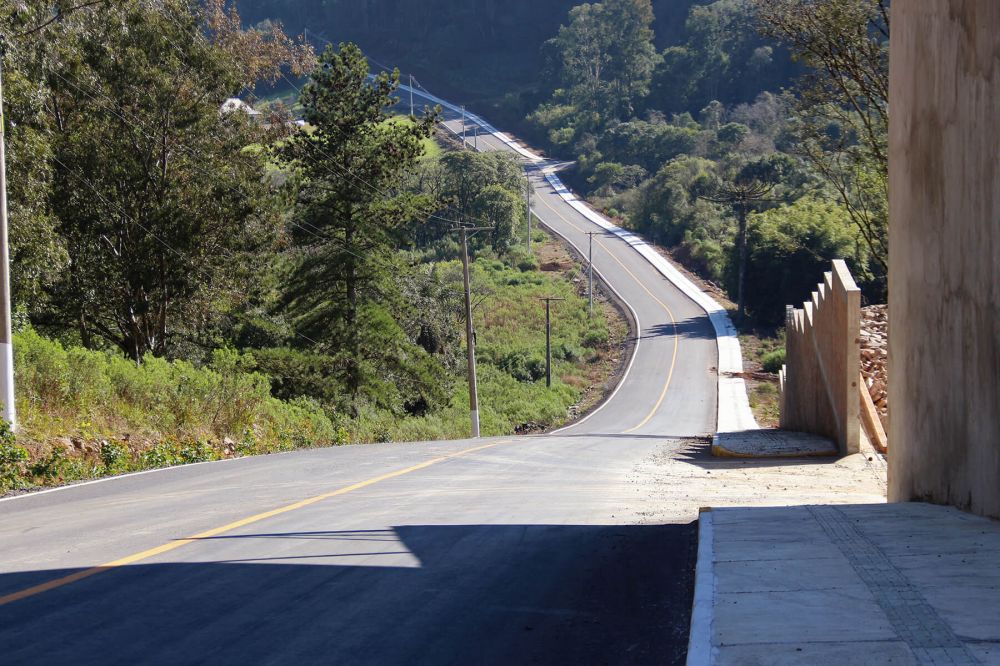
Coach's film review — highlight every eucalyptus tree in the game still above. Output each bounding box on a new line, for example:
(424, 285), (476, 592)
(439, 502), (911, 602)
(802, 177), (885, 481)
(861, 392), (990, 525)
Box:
(35, 0), (312, 360)
(551, 0), (660, 121)
(753, 0), (889, 280)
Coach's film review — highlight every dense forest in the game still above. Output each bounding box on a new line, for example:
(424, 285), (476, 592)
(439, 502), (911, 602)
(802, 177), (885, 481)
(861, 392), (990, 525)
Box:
(524, 0), (888, 322)
(240, 0), (888, 322)
(236, 1), (707, 109)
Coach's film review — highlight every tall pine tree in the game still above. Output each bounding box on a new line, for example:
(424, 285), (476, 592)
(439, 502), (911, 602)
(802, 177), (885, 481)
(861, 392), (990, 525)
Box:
(278, 43), (442, 414)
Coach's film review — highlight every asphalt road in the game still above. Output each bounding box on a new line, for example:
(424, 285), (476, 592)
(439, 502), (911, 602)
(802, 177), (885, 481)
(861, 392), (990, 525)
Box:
(0, 90), (719, 665)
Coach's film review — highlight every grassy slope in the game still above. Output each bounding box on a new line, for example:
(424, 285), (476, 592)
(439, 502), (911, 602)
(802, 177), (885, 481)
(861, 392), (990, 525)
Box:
(1, 228), (626, 493)
(354, 228), (628, 442)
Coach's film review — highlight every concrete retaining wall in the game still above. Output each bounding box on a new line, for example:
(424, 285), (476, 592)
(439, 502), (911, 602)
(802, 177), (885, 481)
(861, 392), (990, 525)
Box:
(780, 260), (861, 455)
(888, 1), (1000, 518)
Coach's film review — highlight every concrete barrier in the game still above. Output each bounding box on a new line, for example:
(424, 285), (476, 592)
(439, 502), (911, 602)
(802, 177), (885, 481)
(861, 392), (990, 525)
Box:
(888, 1), (1000, 519)
(780, 260), (861, 455)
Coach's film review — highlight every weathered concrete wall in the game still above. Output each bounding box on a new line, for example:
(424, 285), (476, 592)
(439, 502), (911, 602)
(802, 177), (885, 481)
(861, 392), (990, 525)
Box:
(889, 2), (1000, 518)
(780, 260), (861, 455)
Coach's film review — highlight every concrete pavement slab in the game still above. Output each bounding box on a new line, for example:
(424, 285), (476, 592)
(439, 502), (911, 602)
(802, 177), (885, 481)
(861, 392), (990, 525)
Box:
(690, 503), (997, 665)
(919, 585), (1000, 642)
(968, 643), (1000, 664)
(713, 557), (859, 594)
(715, 640), (919, 665)
(713, 587), (897, 645)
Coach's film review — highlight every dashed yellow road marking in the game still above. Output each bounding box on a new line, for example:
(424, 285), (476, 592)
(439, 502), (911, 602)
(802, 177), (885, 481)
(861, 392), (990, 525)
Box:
(533, 195), (679, 434)
(0, 440), (511, 607)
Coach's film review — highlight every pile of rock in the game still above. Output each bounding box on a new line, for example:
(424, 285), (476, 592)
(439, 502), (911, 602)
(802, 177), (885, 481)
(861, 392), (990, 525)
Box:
(860, 305), (888, 431)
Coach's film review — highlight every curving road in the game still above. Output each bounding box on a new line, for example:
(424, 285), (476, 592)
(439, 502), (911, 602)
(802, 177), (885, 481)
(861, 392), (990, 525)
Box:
(0, 87), (726, 665)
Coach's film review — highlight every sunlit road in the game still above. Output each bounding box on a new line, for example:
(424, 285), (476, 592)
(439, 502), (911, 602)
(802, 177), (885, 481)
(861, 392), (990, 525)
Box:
(0, 87), (722, 665)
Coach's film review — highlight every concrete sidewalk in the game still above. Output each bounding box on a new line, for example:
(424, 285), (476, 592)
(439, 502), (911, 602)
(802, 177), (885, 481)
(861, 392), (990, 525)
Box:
(689, 502), (1000, 665)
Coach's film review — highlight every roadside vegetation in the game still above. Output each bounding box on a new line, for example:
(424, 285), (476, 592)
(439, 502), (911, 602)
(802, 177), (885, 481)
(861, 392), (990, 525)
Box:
(1, 232), (625, 494)
(244, 0), (888, 425)
(0, 1), (626, 494)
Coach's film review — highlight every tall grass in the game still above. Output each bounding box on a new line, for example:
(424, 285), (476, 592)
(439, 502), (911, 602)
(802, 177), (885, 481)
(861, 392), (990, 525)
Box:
(351, 254), (622, 442)
(3, 236), (622, 490)
(15, 329), (337, 451)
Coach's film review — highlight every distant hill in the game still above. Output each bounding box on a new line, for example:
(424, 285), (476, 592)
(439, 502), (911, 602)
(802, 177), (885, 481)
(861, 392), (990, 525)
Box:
(236, 0), (702, 108)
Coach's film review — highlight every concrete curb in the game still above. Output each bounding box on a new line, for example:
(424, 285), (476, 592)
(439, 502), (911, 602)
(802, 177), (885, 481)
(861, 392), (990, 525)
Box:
(405, 81), (759, 436)
(687, 508), (716, 666)
(711, 430), (838, 459)
(540, 172), (759, 436)
(710, 438), (838, 459)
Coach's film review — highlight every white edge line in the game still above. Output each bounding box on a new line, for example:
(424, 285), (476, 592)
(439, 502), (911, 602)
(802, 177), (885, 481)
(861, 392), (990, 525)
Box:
(687, 510), (717, 666)
(540, 170), (759, 434)
(406, 83), (757, 434)
(433, 88), (756, 434)
(537, 213), (642, 436)
(438, 105), (638, 435)
(0, 453), (256, 504)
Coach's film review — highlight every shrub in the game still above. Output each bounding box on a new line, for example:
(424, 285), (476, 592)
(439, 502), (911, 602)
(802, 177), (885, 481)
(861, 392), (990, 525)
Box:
(139, 443), (179, 469)
(100, 440), (131, 471)
(498, 350), (546, 383)
(583, 329), (609, 348)
(761, 348), (786, 374)
(0, 421), (28, 491)
(554, 342), (583, 362)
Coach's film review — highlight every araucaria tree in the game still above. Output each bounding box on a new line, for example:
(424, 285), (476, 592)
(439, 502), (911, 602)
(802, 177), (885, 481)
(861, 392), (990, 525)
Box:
(278, 43), (441, 413)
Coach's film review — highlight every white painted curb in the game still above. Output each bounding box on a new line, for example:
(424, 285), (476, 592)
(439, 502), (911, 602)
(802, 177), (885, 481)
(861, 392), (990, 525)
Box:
(405, 83), (759, 436)
(687, 510), (717, 665)
(0, 454), (251, 504)
(539, 174), (758, 436)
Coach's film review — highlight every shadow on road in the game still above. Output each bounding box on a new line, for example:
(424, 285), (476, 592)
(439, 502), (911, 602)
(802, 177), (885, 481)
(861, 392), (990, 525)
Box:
(0, 523), (696, 666)
(636, 316), (716, 342)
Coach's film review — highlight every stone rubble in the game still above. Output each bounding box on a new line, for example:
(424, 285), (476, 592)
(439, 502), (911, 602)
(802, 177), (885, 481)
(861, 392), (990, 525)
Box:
(860, 305), (888, 432)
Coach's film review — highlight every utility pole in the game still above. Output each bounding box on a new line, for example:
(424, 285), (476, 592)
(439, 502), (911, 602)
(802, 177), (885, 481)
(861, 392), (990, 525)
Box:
(454, 226), (492, 437)
(538, 297), (565, 388)
(461, 106), (467, 149)
(585, 232), (600, 319)
(409, 74), (414, 116)
(525, 171), (532, 252)
(0, 43), (15, 430)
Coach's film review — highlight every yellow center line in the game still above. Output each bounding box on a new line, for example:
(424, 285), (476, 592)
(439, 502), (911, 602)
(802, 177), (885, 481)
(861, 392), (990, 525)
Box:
(0, 439), (512, 607)
(533, 194), (679, 434)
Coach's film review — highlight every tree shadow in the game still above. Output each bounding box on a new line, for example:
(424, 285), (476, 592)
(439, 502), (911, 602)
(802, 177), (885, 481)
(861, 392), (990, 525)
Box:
(637, 315), (716, 342)
(0, 523), (696, 666)
(553, 432), (713, 441)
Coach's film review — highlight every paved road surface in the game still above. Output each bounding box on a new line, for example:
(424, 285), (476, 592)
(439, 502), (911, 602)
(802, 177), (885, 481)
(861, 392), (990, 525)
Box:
(0, 87), (721, 665)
